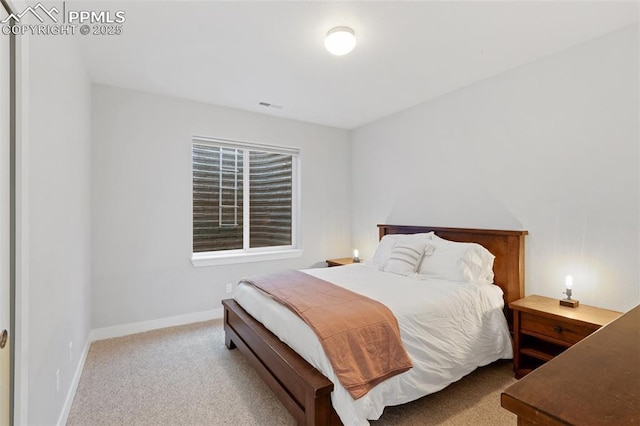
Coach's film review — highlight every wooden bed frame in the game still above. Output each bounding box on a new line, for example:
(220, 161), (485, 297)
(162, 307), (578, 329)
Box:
(222, 224), (528, 425)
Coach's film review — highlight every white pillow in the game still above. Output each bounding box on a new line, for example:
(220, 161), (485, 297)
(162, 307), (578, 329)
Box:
(366, 232), (434, 270)
(418, 235), (495, 283)
(383, 239), (427, 276)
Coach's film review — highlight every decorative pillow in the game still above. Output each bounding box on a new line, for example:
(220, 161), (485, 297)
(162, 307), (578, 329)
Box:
(383, 240), (427, 276)
(418, 234), (495, 283)
(367, 233), (434, 270)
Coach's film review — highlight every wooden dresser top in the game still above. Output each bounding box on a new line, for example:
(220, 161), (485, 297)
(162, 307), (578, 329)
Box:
(502, 304), (640, 425)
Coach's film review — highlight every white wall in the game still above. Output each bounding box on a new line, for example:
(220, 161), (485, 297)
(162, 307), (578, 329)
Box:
(26, 36), (92, 425)
(350, 24), (639, 313)
(91, 85), (351, 328)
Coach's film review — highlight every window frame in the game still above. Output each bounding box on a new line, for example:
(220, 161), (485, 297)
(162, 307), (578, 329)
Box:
(191, 136), (302, 267)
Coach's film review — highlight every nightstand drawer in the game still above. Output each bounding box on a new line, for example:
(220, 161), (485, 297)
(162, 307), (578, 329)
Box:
(520, 312), (596, 345)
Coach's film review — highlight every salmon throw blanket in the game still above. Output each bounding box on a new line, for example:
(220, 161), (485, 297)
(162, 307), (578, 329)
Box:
(241, 270), (413, 399)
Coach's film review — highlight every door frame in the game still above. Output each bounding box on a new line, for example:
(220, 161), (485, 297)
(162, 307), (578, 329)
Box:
(0, 0), (16, 424)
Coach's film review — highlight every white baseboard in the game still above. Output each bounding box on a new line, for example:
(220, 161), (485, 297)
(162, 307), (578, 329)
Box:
(89, 308), (224, 342)
(56, 308), (224, 425)
(56, 336), (91, 426)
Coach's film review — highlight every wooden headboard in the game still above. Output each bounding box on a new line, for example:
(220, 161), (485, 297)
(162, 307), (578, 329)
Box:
(378, 224), (528, 328)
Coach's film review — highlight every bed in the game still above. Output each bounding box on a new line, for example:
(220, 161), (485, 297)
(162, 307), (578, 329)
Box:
(222, 224), (528, 425)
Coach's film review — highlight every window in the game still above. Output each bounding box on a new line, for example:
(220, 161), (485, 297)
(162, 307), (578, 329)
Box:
(192, 137), (301, 266)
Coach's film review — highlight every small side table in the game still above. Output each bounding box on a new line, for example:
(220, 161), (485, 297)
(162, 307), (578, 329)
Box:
(510, 294), (621, 378)
(325, 257), (360, 267)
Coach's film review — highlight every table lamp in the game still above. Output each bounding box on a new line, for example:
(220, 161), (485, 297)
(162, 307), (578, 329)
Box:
(560, 275), (579, 308)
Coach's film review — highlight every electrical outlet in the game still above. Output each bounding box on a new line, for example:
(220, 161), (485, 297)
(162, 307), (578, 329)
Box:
(55, 369), (60, 394)
(69, 341), (73, 364)
(226, 283), (233, 293)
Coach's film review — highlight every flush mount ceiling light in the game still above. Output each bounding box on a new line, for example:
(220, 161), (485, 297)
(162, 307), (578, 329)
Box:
(324, 26), (356, 56)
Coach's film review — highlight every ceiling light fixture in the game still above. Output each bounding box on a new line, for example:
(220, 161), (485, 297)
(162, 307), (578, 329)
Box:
(324, 26), (356, 56)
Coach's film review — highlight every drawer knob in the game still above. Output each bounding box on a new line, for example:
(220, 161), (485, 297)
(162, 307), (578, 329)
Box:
(554, 325), (563, 333)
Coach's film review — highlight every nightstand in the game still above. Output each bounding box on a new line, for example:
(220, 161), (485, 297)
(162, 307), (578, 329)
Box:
(510, 294), (621, 378)
(325, 257), (360, 267)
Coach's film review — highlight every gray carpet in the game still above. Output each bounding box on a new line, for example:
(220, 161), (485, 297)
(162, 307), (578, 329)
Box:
(67, 319), (518, 425)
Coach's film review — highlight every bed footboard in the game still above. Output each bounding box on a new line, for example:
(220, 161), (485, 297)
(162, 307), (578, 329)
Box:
(222, 299), (341, 426)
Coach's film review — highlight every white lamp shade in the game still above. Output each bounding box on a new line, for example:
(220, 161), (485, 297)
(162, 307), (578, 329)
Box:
(325, 26), (356, 56)
(565, 275), (573, 289)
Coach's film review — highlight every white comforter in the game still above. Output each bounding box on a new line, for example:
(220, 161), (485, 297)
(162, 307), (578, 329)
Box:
(233, 264), (512, 425)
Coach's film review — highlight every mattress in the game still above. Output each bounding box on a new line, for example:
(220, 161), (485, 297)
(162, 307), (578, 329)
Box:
(233, 263), (512, 425)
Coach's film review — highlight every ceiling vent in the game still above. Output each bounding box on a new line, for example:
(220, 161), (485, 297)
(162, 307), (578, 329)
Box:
(258, 101), (283, 109)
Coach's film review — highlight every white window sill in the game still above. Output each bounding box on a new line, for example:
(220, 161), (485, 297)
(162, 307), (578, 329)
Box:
(191, 249), (304, 267)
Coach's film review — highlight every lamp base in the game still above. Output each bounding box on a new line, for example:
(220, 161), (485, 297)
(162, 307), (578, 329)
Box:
(560, 299), (580, 308)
